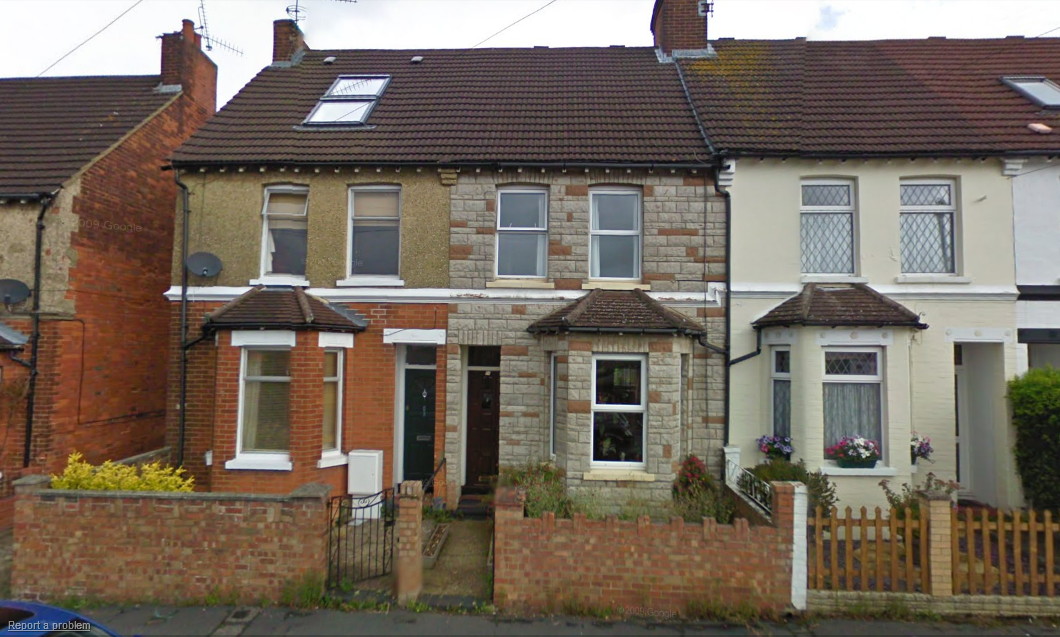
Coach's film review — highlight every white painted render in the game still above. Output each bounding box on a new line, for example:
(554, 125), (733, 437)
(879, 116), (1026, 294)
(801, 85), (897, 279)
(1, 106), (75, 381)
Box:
(728, 158), (1023, 509)
(1012, 158), (1060, 286)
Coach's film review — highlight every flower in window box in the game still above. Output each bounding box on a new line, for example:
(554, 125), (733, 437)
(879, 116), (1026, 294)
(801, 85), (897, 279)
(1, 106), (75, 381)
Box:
(825, 436), (881, 469)
(756, 435), (794, 461)
(910, 431), (933, 464)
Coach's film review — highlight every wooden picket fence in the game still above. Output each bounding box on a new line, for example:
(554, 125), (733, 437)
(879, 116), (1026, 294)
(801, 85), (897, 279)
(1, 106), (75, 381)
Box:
(952, 507), (1058, 596)
(808, 506), (928, 592)
(808, 506), (1060, 597)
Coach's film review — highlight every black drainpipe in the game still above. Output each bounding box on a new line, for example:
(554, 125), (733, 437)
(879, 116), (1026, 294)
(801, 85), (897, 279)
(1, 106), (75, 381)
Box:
(24, 191), (58, 467)
(175, 170), (191, 467)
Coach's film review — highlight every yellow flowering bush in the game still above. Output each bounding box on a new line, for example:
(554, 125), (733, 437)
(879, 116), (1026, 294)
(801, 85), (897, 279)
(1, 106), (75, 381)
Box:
(51, 452), (194, 492)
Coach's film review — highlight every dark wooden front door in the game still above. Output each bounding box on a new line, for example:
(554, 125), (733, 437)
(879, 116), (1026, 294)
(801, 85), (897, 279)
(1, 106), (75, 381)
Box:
(403, 368), (435, 481)
(465, 370), (500, 490)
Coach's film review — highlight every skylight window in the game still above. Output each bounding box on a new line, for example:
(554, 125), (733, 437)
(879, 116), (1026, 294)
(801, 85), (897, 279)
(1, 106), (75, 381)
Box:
(1002, 76), (1060, 109)
(305, 75), (390, 125)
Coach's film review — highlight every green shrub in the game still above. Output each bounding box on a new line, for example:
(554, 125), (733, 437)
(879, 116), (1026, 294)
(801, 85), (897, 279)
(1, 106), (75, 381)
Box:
(878, 472), (959, 518)
(499, 462), (572, 518)
(1008, 367), (1060, 510)
(750, 458), (837, 516)
(672, 455), (736, 523)
(51, 451), (194, 492)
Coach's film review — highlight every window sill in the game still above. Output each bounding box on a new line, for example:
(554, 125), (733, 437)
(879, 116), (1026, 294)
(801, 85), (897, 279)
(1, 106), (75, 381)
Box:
(583, 469), (655, 482)
(485, 279), (555, 289)
(894, 275), (970, 284)
(335, 277), (405, 287)
(819, 463), (898, 477)
(801, 275), (868, 284)
(250, 276), (309, 287)
(582, 281), (651, 291)
(317, 451), (348, 469)
(225, 454), (293, 471)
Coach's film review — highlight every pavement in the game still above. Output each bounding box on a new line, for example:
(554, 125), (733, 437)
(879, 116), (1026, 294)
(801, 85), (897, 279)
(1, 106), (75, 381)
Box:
(80, 605), (1060, 636)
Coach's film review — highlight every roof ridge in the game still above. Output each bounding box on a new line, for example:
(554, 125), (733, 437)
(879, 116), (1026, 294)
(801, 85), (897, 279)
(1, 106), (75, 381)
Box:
(563, 289), (598, 326)
(797, 283), (816, 321)
(293, 286), (314, 324)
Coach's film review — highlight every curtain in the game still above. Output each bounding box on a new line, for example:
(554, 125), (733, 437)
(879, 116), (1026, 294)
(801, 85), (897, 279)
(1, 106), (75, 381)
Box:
(823, 382), (881, 447)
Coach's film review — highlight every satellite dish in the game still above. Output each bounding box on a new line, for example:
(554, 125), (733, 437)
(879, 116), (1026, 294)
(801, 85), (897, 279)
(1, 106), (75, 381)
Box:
(0, 279), (31, 305)
(185, 252), (224, 278)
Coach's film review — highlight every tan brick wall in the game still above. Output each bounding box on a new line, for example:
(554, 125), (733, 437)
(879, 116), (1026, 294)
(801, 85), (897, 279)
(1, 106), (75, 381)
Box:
(11, 477), (329, 604)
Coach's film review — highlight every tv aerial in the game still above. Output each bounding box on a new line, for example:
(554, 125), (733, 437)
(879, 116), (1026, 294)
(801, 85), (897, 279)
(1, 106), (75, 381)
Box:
(196, 0), (244, 56)
(185, 252), (224, 278)
(0, 279), (31, 308)
(287, 0), (358, 23)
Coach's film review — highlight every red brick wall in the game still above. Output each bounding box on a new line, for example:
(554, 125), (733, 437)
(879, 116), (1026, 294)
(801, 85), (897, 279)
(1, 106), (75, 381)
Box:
(493, 483), (798, 615)
(168, 301), (448, 498)
(11, 477), (329, 604)
(0, 46), (215, 529)
(652, 0), (708, 53)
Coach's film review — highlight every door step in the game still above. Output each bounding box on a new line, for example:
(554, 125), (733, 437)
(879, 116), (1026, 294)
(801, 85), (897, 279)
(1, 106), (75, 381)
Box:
(456, 494), (491, 519)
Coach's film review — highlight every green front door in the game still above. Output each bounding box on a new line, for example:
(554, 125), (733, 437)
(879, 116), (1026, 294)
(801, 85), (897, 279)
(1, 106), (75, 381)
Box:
(403, 367), (436, 481)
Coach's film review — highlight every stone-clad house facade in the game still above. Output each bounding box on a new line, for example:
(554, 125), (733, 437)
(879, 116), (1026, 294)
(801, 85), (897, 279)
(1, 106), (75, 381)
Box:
(166, 12), (727, 508)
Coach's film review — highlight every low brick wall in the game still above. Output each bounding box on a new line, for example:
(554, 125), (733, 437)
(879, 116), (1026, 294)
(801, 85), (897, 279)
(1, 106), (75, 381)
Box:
(493, 482), (804, 616)
(12, 475), (329, 604)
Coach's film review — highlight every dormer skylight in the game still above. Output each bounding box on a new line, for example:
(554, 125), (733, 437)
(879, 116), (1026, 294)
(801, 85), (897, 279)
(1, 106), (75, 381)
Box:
(1002, 76), (1060, 109)
(305, 75), (390, 125)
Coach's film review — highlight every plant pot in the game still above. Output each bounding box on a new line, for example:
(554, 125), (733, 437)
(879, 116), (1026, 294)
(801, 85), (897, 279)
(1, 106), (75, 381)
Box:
(910, 453), (918, 466)
(836, 457), (878, 469)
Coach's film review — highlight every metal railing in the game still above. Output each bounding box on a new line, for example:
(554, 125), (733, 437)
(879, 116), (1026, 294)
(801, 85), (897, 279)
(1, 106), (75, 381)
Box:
(422, 456), (446, 506)
(726, 456), (773, 516)
(327, 488), (395, 588)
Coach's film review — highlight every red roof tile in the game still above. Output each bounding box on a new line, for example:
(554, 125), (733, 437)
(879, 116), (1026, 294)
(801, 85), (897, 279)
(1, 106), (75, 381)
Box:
(173, 47), (708, 166)
(528, 289), (704, 335)
(753, 283), (927, 329)
(682, 37), (1060, 156)
(205, 286), (366, 332)
(0, 76), (174, 196)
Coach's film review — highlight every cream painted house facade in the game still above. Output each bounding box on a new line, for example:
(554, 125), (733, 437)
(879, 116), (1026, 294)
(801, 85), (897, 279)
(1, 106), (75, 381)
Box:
(727, 158), (1023, 509)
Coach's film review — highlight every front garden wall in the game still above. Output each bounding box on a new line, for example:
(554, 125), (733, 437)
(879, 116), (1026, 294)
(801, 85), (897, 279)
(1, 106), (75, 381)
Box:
(492, 483), (801, 615)
(11, 476), (329, 604)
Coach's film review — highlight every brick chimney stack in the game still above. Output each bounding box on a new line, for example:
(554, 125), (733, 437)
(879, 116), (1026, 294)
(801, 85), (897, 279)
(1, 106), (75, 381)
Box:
(273, 19), (309, 64)
(651, 0), (712, 58)
(160, 19), (217, 114)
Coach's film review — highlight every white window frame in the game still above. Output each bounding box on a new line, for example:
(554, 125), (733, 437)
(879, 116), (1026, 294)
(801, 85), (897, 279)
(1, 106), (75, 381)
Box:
(770, 346), (791, 438)
(899, 178), (958, 274)
(590, 353), (647, 469)
(589, 189), (642, 281)
(304, 74), (391, 125)
(343, 185), (402, 284)
(227, 346), (294, 471)
(495, 188), (548, 279)
(800, 178), (856, 275)
(822, 347), (885, 459)
(319, 348), (345, 468)
(255, 185), (310, 285)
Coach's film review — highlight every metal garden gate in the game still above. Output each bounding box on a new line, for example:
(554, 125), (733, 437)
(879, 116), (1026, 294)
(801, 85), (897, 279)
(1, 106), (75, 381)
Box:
(327, 488), (395, 588)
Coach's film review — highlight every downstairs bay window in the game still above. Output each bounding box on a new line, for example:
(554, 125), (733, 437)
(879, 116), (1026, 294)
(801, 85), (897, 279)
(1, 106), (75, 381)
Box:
(232, 348), (293, 470)
(591, 354), (646, 467)
(823, 348), (883, 456)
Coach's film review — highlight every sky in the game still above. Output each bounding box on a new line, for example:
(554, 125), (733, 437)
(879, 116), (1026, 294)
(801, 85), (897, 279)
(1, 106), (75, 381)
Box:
(3, 0), (1060, 108)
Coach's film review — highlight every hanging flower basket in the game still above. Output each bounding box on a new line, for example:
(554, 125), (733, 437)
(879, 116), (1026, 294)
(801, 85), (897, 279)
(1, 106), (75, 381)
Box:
(911, 431), (933, 465)
(756, 435), (793, 462)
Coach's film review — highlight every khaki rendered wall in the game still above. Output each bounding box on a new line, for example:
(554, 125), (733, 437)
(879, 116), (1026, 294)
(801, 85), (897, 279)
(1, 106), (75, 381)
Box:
(0, 189), (79, 317)
(173, 169), (450, 289)
(728, 158), (1020, 510)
